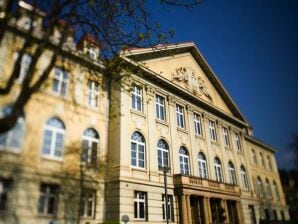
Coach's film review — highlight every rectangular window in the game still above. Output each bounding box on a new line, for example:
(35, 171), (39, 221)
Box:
(134, 191), (147, 220)
(88, 80), (99, 107)
(235, 133), (242, 151)
(38, 183), (59, 215)
(222, 127), (229, 146)
(260, 153), (265, 168)
(0, 178), (12, 212)
(131, 85), (142, 112)
(176, 105), (185, 128)
(14, 52), (32, 82)
(252, 149), (257, 164)
(209, 120), (217, 142)
(52, 67), (69, 97)
(194, 113), (202, 136)
(81, 189), (96, 218)
(267, 156), (273, 171)
(156, 95), (165, 121)
(162, 195), (174, 221)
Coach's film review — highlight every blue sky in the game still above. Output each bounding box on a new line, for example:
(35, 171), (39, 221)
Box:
(150, 0), (298, 169)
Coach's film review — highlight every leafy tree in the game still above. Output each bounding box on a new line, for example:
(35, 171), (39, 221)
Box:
(0, 0), (200, 133)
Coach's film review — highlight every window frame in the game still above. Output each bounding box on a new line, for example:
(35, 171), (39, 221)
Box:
(82, 128), (99, 165)
(235, 133), (242, 151)
(52, 67), (69, 97)
(240, 165), (249, 190)
(131, 85), (142, 112)
(156, 95), (166, 121)
(130, 132), (146, 169)
(134, 191), (147, 221)
(0, 178), (12, 212)
(273, 181), (280, 200)
(80, 189), (96, 218)
(157, 139), (169, 171)
(194, 113), (202, 136)
(209, 120), (217, 142)
(222, 127), (230, 147)
(214, 158), (223, 182)
(198, 152), (208, 179)
(38, 183), (59, 216)
(87, 80), (100, 107)
(179, 147), (190, 175)
(162, 194), (174, 221)
(228, 161), (237, 185)
(265, 179), (272, 199)
(176, 104), (185, 129)
(252, 149), (258, 165)
(257, 177), (264, 198)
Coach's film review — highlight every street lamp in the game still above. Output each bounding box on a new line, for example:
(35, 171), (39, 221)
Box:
(160, 166), (171, 224)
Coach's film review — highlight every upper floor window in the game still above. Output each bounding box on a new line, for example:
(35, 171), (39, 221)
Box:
(131, 85), (142, 112)
(14, 52), (32, 82)
(214, 157), (223, 182)
(222, 127), (230, 147)
(228, 161), (237, 185)
(81, 189), (96, 218)
(0, 106), (25, 151)
(38, 183), (59, 215)
(235, 133), (242, 151)
(82, 128), (99, 165)
(134, 191), (147, 220)
(179, 147), (190, 175)
(267, 155), (273, 171)
(162, 195), (174, 221)
(156, 95), (165, 121)
(194, 113), (202, 136)
(0, 178), (12, 212)
(257, 176), (264, 198)
(52, 67), (69, 97)
(88, 80), (99, 107)
(260, 153), (265, 168)
(252, 149), (257, 165)
(157, 139), (169, 170)
(198, 152), (208, 179)
(42, 118), (65, 159)
(131, 132), (145, 168)
(209, 120), (217, 142)
(176, 105), (185, 128)
(265, 179), (272, 199)
(273, 181), (280, 200)
(240, 165), (249, 190)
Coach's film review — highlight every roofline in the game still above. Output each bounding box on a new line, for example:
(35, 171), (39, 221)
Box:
(245, 135), (276, 153)
(121, 42), (249, 124)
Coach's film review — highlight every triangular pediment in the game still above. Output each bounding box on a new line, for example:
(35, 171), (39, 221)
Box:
(121, 43), (248, 124)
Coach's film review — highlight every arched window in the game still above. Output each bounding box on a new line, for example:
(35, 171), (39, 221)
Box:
(265, 178), (272, 199)
(214, 157), (223, 182)
(179, 147), (190, 175)
(273, 181), (280, 200)
(82, 128), (99, 164)
(228, 161), (237, 185)
(157, 139), (169, 170)
(42, 118), (65, 159)
(240, 165), (249, 190)
(0, 106), (25, 150)
(257, 176), (264, 197)
(131, 132), (145, 168)
(198, 152), (208, 179)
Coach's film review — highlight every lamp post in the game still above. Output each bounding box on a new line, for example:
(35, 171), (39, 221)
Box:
(160, 166), (171, 224)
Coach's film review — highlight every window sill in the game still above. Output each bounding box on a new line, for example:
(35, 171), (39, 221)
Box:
(195, 134), (204, 140)
(0, 147), (21, 154)
(156, 119), (169, 126)
(211, 141), (220, 146)
(41, 155), (63, 162)
(177, 127), (188, 134)
(130, 166), (147, 172)
(130, 109), (146, 118)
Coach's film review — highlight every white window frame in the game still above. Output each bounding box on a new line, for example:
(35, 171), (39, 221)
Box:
(222, 127), (230, 147)
(194, 113), (202, 136)
(157, 140), (169, 170)
(214, 158), (223, 182)
(260, 153), (265, 168)
(134, 191), (146, 220)
(162, 194), (173, 221)
(81, 190), (96, 218)
(228, 162), (237, 185)
(176, 105), (185, 128)
(257, 177), (264, 198)
(131, 85), (142, 112)
(38, 183), (59, 215)
(209, 120), (217, 142)
(14, 52), (32, 83)
(267, 156), (273, 171)
(198, 153), (208, 179)
(156, 95), (165, 121)
(82, 129), (99, 164)
(88, 80), (99, 107)
(265, 179), (272, 199)
(131, 132), (145, 168)
(179, 147), (190, 175)
(273, 181), (280, 200)
(252, 149), (257, 164)
(42, 118), (65, 160)
(52, 67), (69, 97)
(235, 133), (242, 151)
(240, 166), (249, 190)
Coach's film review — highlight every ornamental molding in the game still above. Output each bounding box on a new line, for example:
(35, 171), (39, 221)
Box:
(171, 66), (213, 102)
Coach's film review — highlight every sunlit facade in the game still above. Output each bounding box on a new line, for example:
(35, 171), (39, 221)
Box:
(0, 2), (289, 224)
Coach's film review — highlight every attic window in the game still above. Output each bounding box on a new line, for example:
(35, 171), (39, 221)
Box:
(88, 48), (97, 60)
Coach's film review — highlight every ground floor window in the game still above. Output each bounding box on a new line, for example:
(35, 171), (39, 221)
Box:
(38, 183), (59, 215)
(134, 191), (147, 220)
(162, 195), (174, 221)
(248, 205), (256, 224)
(0, 178), (12, 212)
(81, 189), (96, 218)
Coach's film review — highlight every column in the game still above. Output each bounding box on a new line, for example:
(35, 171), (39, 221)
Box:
(236, 201), (244, 224)
(181, 195), (189, 224)
(203, 197), (212, 224)
(186, 195), (192, 223)
(222, 199), (229, 224)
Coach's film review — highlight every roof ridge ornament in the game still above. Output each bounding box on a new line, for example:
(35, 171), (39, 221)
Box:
(171, 66), (213, 102)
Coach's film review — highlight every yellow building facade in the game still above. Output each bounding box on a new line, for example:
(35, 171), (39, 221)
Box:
(0, 2), (289, 224)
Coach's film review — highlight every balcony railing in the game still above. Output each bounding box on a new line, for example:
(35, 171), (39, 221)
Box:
(173, 174), (240, 194)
